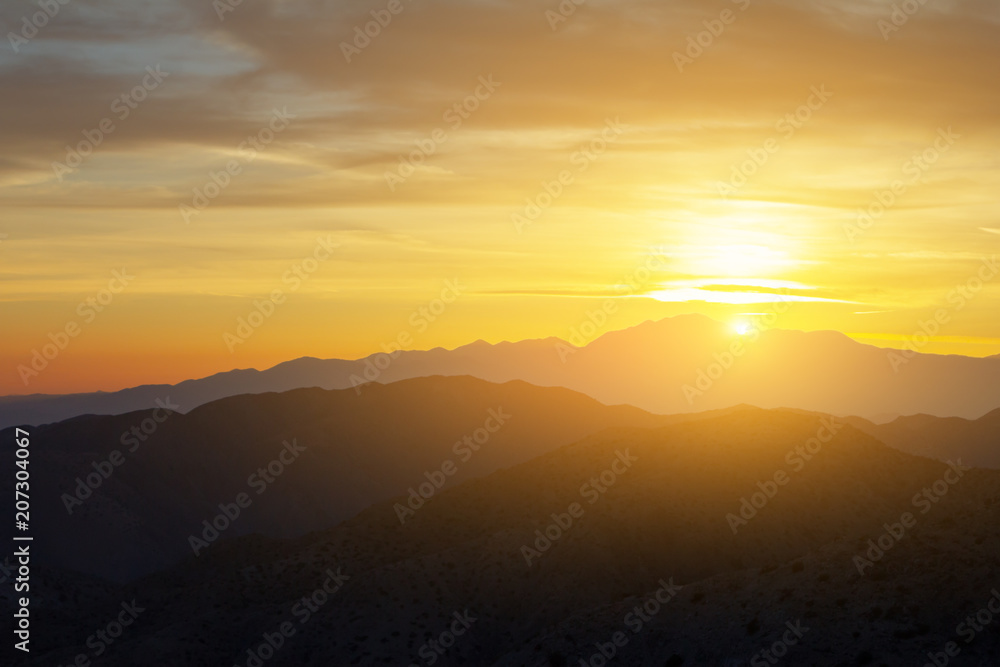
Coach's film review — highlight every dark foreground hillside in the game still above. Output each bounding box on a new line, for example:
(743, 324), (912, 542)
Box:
(8, 409), (1000, 666)
(0, 376), (675, 581)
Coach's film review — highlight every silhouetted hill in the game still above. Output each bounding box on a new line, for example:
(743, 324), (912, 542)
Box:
(0, 377), (674, 581)
(14, 409), (1000, 666)
(4, 315), (1000, 429)
(847, 408), (1000, 469)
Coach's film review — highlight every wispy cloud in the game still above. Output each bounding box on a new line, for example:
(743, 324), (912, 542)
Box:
(648, 288), (855, 305)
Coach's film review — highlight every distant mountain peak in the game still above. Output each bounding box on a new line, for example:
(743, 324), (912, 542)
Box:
(3, 314), (1000, 429)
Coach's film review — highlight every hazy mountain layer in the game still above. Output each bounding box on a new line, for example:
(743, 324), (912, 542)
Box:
(5, 315), (1000, 430)
(847, 409), (1000, 469)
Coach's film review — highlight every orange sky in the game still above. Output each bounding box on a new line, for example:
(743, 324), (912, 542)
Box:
(1, 0), (999, 394)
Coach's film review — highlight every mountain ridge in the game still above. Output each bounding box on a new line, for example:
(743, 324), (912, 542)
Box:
(0, 376), (677, 581)
(17, 408), (1000, 666)
(3, 314), (1000, 429)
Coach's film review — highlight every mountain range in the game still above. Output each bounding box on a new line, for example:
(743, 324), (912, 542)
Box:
(5, 319), (1000, 666)
(3, 373), (997, 583)
(847, 408), (1000, 469)
(4, 315), (1000, 430)
(11, 406), (1000, 666)
(0, 377), (676, 581)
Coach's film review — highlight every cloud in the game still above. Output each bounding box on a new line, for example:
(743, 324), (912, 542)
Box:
(0, 0), (998, 210)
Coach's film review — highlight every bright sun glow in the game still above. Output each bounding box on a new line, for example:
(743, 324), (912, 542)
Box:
(690, 243), (793, 278)
(734, 321), (753, 336)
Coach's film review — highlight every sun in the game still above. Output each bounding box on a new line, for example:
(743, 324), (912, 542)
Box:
(733, 321), (754, 336)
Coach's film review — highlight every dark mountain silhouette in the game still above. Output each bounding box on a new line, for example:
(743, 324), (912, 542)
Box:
(846, 408), (1000, 469)
(0, 377), (676, 581)
(13, 409), (1000, 666)
(4, 315), (999, 430)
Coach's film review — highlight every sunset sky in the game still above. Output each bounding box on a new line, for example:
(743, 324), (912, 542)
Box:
(2, 0), (999, 394)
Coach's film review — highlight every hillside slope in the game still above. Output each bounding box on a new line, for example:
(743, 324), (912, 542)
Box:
(0, 376), (673, 581)
(14, 409), (1000, 665)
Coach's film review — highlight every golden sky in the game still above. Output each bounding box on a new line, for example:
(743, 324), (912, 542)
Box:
(1, 0), (999, 394)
